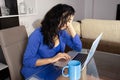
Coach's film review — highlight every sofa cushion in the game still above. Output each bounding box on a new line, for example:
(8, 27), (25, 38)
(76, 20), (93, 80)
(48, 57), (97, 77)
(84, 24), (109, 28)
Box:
(81, 19), (120, 43)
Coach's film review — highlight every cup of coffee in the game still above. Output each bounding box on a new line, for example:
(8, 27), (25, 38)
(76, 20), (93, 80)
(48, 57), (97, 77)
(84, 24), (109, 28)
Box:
(62, 60), (81, 80)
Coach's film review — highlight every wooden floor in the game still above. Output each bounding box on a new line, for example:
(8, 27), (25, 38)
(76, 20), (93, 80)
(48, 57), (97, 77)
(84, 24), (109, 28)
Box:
(94, 51), (120, 80)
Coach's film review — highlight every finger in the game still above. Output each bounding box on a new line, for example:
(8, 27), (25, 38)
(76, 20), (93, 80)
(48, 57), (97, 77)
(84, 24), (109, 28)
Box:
(64, 55), (70, 61)
(64, 54), (71, 59)
(61, 53), (70, 60)
(60, 56), (67, 60)
(67, 54), (71, 59)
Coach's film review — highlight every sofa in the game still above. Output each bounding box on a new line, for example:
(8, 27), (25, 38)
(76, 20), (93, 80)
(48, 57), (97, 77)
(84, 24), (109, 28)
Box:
(32, 19), (120, 54)
(76, 19), (120, 54)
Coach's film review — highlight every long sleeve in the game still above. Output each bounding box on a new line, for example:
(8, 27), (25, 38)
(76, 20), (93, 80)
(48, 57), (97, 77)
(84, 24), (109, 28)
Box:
(23, 30), (41, 67)
(61, 30), (82, 51)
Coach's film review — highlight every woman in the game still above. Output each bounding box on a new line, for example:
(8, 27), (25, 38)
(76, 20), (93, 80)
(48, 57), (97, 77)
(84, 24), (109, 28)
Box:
(21, 4), (82, 80)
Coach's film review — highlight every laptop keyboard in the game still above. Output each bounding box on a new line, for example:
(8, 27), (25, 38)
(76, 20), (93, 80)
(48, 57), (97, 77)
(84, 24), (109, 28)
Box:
(54, 52), (88, 67)
(73, 53), (87, 65)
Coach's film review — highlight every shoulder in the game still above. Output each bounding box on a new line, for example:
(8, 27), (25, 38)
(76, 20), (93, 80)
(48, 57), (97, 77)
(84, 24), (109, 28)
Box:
(28, 27), (43, 41)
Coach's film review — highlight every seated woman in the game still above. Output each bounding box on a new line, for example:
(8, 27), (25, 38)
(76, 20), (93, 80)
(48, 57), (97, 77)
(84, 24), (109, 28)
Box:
(21, 3), (82, 80)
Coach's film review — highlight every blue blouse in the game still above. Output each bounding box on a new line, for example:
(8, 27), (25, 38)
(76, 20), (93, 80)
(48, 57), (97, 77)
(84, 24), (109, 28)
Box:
(21, 27), (82, 79)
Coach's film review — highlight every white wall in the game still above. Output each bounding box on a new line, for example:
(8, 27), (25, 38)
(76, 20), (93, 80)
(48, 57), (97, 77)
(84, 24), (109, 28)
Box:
(19, 0), (85, 35)
(93, 0), (120, 20)
(84, 0), (120, 20)
(35, 0), (84, 20)
(84, 0), (94, 19)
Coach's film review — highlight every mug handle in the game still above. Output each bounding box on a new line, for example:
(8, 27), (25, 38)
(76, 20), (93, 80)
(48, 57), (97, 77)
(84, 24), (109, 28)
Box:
(62, 66), (69, 77)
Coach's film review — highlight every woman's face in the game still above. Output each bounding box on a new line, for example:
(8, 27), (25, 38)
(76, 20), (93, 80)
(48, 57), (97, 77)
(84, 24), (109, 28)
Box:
(60, 15), (74, 30)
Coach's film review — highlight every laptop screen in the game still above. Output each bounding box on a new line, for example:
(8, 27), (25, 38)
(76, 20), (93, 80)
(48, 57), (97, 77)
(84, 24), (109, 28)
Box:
(82, 33), (103, 70)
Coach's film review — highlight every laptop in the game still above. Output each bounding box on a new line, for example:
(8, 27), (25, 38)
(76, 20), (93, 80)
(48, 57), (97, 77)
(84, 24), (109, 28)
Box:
(54, 33), (103, 70)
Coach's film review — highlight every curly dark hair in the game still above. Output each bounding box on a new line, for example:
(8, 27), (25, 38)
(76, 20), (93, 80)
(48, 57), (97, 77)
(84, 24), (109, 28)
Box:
(41, 4), (75, 48)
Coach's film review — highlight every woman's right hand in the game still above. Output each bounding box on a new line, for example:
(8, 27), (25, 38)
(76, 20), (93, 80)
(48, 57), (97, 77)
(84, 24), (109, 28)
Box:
(51, 53), (71, 63)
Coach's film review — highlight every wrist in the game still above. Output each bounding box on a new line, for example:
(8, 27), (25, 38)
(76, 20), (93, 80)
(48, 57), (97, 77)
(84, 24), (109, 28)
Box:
(67, 26), (76, 37)
(48, 58), (54, 63)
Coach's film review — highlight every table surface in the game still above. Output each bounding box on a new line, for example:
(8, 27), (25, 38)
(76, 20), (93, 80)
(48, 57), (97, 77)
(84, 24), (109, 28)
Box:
(26, 50), (100, 80)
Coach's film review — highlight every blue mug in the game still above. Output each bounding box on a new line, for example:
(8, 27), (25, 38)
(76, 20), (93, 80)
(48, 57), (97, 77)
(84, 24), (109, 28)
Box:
(62, 60), (81, 80)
